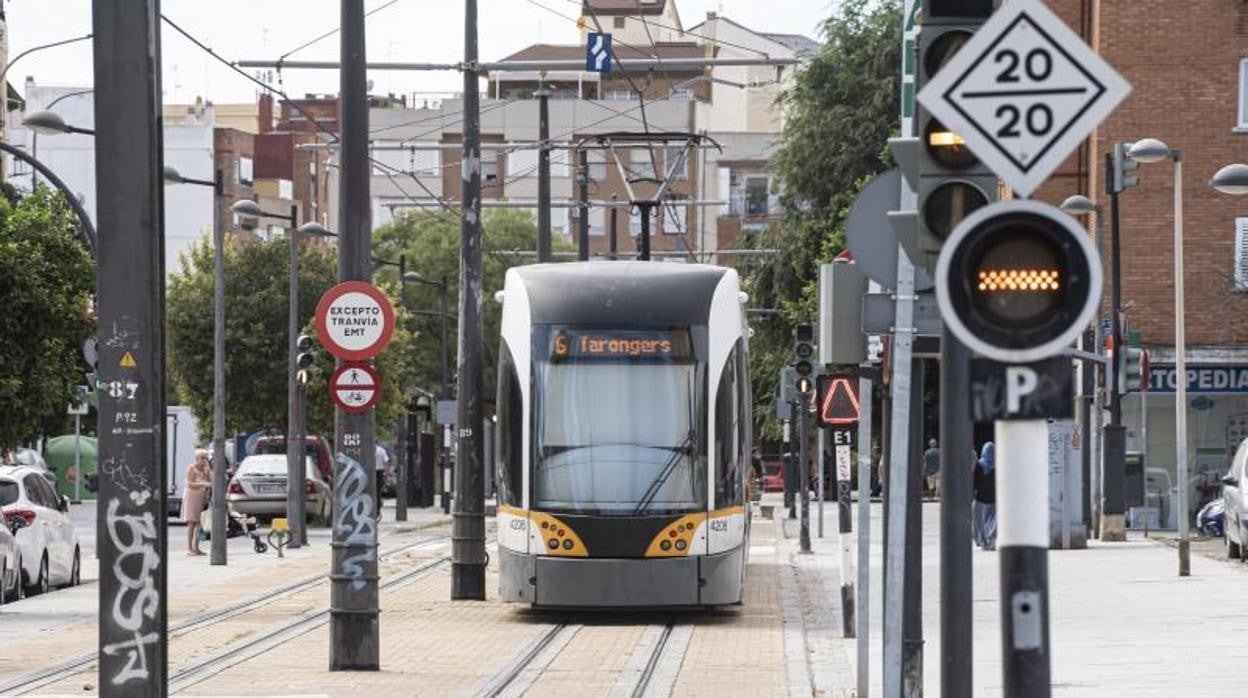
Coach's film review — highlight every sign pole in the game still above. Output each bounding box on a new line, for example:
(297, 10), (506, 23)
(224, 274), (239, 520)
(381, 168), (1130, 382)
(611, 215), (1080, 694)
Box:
(330, 0), (379, 671)
(798, 398), (811, 554)
(73, 413), (81, 504)
(833, 426), (856, 638)
(817, 427), (825, 538)
(940, 329), (974, 696)
(855, 377), (872, 697)
(997, 419), (1052, 698)
(92, 1), (168, 692)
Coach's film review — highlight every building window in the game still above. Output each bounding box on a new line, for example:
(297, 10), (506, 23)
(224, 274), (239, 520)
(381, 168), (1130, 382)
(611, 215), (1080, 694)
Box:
(669, 88), (694, 101)
(627, 148), (657, 181)
(663, 201), (687, 234)
(604, 88), (640, 101)
(238, 156), (254, 185)
(588, 206), (606, 236)
(1236, 218), (1248, 289)
(613, 16), (626, 28)
(745, 175), (770, 216)
(507, 149), (539, 178)
(587, 149), (608, 182)
(409, 144), (441, 176)
(664, 146), (688, 181)
(482, 151), (499, 182)
(1240, 59), (1248, 130)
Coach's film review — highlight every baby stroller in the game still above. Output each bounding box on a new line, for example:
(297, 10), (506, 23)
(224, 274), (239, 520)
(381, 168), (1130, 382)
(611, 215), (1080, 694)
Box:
(199, 504), (269, 554)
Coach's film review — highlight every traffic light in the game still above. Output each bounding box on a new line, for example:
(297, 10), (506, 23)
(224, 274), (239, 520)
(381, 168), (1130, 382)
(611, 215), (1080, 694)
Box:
(893, 1), (999, 275)
(1119, 347), (1145, 394)
(1110, 140), (1140, 194)
(793, 323), (816, 378)
(935, 200), (1101, 364)
(816, 374), (862, 428)
(296, 334), (317, 385)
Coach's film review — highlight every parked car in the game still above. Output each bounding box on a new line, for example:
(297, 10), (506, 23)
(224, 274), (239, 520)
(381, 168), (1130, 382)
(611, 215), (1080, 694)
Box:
(0, 510), (20, 601)
(761, 457), (785, 493)
(0, 465), (81, 595)
(253, 435), (334, 488)
(1219, 438), (1248, 558)
(3, 449), (58, 489)
(226, 454), (331, 524)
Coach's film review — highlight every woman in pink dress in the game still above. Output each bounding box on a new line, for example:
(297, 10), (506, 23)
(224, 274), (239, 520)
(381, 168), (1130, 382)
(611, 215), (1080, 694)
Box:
(181, 449), (212, 555)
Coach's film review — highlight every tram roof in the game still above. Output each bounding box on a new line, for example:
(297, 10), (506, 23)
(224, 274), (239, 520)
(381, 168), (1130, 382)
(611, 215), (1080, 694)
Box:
(511, 261), (733, 326)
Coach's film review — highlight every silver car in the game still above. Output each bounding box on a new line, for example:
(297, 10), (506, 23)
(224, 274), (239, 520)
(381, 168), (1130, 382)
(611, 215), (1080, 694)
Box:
(1221, 437), (1248, 557)
(226, 454), (331, 524)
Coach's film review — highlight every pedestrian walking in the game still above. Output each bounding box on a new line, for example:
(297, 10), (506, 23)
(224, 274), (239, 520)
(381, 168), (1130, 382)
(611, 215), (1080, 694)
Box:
(923, 438), (941, 498)
(972, 441), (997, 550)
(181, 448), (212, 556)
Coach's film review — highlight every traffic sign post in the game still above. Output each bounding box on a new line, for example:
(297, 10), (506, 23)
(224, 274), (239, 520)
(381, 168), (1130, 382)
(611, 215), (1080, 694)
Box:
(314, 281), (396, 361)
(917, 0), (1130, 199)
(586, 31), (612, 73)
(330, 363), (382, 414)
(936, 198), (1104, 698)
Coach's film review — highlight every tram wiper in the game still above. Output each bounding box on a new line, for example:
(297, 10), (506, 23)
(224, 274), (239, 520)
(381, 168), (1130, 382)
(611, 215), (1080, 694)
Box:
(632, 429), (696, 515)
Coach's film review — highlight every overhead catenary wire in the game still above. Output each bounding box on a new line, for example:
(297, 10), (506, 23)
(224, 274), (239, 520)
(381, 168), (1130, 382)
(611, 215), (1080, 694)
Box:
(276, 0), (400, 63)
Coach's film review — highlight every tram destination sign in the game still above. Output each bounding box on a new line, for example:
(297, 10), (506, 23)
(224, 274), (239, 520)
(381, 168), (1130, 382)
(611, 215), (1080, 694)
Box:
(314, 281), (396, 361)
(549, 328), (693, 361)
(916, 0), (1130, 197)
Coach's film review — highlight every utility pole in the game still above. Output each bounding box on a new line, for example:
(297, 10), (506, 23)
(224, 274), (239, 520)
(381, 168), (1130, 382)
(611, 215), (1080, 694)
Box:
(855, 376), (872, 697)
(797, 399), (812, 554)
(440, 274), (451, 515)
(92, 1), (167, 694)
(536, 84), (551, 263)
(577, 149), (589, 261)
(211, 168), (228, 565)
(940, 331), (973, 696)
(395, 415), (408, 522)
(330, 0), (380, 670)
(452, 0), (487, 600)
(1102, 149), (1128, 542)
(287, 202), (305, 549)
(638, 202), (652, 261)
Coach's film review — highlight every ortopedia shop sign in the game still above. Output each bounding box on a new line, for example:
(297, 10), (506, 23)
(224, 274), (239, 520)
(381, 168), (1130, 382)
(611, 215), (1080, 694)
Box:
(1148, 364), (1248, 394)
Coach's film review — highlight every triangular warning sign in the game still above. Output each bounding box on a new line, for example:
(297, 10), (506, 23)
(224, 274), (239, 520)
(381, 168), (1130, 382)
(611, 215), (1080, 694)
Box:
(119, 351), (137, 369)
(817, 376), (861, 427)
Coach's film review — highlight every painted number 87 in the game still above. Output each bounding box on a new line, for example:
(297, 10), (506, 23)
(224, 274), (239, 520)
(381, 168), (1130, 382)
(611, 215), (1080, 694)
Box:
(994, 48), (1054, 140)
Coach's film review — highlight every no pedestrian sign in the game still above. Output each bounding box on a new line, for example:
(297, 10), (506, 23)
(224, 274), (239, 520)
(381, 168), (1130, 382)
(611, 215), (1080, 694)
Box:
(315, 281), (395, 361)
(917, 0), (1130, 198)
(330, 362), (381, 414)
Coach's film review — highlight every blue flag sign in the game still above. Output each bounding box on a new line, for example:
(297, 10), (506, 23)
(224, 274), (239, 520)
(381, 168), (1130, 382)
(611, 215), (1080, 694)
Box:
(1148, 364), (1248, 394)
(586, 31), (613, 73)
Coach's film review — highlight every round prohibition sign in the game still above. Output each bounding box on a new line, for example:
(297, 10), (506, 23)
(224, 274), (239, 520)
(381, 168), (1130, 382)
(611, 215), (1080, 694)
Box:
(315, 281), (396, 361)
(329, 362), (382, 414)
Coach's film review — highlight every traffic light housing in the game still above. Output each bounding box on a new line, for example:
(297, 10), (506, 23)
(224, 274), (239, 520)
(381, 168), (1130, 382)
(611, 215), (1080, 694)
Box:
(793, 323), (816, 378)
(816, 374), (862, 428)
(1119, 347), (1146, 394)
(893, 3), (999, 275)
(1110, 140), (1140, 194)
(296, 334), (317, 385)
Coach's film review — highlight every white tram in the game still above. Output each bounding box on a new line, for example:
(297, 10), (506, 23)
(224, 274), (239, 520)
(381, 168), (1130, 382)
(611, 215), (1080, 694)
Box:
(494, 261), (752, 607)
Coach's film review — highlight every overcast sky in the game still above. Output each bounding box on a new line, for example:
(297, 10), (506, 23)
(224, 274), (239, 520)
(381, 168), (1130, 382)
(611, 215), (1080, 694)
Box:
(6, 0), (833, 105)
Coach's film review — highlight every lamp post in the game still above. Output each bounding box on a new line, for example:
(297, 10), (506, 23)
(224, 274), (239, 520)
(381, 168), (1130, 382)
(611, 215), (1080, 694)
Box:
(166, 164), (228, 564)
(1126, 138), (1187, 576)
(1062, 195), (1107, 538)
(232, 199), (335, 548)
(23, 109), (97, 136)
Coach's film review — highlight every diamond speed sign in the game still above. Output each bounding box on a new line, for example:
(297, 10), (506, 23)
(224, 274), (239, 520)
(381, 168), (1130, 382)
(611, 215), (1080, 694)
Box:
(917, 0), (1130, 198)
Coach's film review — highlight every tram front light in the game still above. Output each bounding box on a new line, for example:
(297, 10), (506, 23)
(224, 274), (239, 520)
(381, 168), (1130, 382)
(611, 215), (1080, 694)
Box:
(660, 539), (672, 551)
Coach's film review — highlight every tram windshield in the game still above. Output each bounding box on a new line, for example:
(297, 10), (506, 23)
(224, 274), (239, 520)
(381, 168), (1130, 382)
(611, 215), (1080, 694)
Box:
(533, 327), (705, 516)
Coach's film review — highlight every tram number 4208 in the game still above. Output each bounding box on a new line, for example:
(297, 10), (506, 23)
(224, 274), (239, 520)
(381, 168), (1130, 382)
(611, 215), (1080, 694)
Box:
(709, 519), (728, 533)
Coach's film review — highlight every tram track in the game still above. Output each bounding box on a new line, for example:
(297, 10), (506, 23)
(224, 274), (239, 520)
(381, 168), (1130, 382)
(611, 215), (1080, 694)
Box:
(0, 529), (453, 696)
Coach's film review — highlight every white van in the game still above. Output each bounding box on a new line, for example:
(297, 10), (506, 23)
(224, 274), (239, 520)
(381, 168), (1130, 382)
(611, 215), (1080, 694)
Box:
(166, 406), (200, 519)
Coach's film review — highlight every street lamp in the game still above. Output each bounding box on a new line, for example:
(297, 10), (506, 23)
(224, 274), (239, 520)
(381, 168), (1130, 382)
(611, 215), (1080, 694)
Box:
(1126, 137), (1188, 577)
(165, 164), (228, 565)
(22, 109), (96, 136)
(1210, 163), (1248, 196)
(1060, 194), (1107, 539)
(231, 200), (335, 548)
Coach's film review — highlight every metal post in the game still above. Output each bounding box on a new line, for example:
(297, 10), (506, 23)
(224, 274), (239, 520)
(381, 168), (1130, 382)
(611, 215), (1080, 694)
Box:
(904, 358), (924, 692)
(818, 427), (825, 538)
(997, 419), (1052, 698)
(287, 203), (305, 550)
(855, 377), (872, 697)
(442, 424), (452, 514)
(1079, 329), (1094, 533)
(452, 0), (487, 600)
(883, 251), (917, 698)
(608, 194), (618, 259)
(1172, 154), (1189, 576)
(834, 426), (855, 638)
(940, 329), (973, 697)
(440, 275), (451, 516)
(536, 85), (551, 263)
(798, 399), (812, 554)
(330, 0), (380, 670)
(783, 418), (794, 518)
(577, 149), (589, 261)
(639, 202), (652, 261)
(211, 168), (228, 565)
(92, 1), (167, 692)
(395, 416), (408, 522)
(73, 413), (81, 503)
(1103, 155), (1127, 541)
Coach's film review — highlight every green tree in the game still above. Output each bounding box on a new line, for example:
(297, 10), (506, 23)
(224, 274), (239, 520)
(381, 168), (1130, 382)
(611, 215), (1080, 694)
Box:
(0, 187), (94, 449)
(743, 0), (901, 438)
(166, 235), (414, 440)
(372, 207), (562, 403)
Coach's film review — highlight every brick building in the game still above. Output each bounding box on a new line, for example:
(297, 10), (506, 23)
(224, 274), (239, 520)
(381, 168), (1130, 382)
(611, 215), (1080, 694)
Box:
(1028, 1), (1248, 501)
